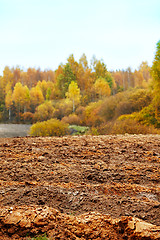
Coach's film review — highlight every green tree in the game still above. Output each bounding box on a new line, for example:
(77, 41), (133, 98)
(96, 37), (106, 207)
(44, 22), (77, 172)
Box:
(57, 63), (76, 97)
(66, 81), (81, 112)
(151, 40), (160, 120)
(91, 58), (114, 90)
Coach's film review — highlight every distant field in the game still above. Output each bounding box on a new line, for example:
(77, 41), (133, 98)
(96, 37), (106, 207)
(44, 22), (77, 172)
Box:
(0, 124), (31, 138)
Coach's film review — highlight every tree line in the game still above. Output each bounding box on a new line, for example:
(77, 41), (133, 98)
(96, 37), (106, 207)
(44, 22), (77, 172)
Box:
(0, 53), (152, 126)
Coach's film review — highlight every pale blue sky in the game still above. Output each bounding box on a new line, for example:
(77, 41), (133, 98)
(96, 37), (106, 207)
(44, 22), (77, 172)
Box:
(0, 0), (160, 75)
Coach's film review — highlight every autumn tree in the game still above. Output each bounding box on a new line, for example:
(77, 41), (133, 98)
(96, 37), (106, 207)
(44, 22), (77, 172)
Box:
(5, 83), (13, 120)
(43, 69), (55, 82)
(1, 67), (14, 99)
(139, 61), (151, 82)
(91, 58), (115, 91)
(94, 59), (107, 79)
(23, 85), (30, 112)
(77, 55), (95, 104)
(66, 81), (81, 112)
(0, 76), (4, 106)
(77, 54), (94, 91)
(27, 68), (37, 88)
(12, 82), (30, 121)
(37, 80), (55, 100)
(37, 80), (48, 99)
(94, 77), (111, 99)
(126, 67), (134, 88)
(13, 66), (21, 85)
(67, 54), (79, 77)
(20, 71), (29, 86)
(79, 53), (88, 71)
(55, 65), (63, 82)
(30, 86), (44, 112)
(134, 70), (144, 88)
(34, 101), (55, 122)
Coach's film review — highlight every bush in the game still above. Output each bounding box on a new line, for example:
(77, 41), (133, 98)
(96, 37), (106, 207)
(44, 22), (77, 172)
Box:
(99, 92), (125, 121)
(96, 118), (159, 135)
(30, 118), (69, 137)
(119, 104), (160, 128)
(62, 114), (81, 125)
(84, 101), (104, 127)
(100, 89), (152, 121)
(68, 125), (89, 135)
(87, 127), (99, 135)
(135, 104), (160, 128)
(110, 119), (159, 134)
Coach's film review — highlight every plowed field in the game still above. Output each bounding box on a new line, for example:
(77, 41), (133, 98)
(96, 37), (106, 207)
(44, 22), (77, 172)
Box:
(0, 135), (160, 239)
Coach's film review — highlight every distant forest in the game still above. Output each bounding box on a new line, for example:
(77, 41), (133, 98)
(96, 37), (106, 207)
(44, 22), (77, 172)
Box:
(0, 41), (160, 135)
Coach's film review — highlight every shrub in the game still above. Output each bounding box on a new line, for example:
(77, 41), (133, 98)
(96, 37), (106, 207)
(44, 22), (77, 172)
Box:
(100, 89), (152, 121)
(99, 92), (125, 121)
(62, 114), (81, 125)
(84, 101), (104, 127)
(110, 119), (159, 134)
(119, 104), (160, 128)
(96, 118), (159, 135)
(68, 125), (89, 135)
(87, 127), (99, 135)
(30, 118), (69, 137)
(96, 122), (114, 135)
(135, 104), (160, 128)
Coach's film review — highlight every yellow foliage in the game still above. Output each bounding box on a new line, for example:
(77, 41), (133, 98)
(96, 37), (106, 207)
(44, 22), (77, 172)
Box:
(37, 80), (55, 99)
(34, 101), (55, 122)
(111, 119), (159, 134)
(62, 113), (81, 125)
(12, 82), (30, 111)
(30, 118), (69, 136)
(66, 81), (81, 112)
(5, 90), (13, 110)
(94, 77), (111, 98)
(30, 86), (44, 109)
(84, 101), (104, 126)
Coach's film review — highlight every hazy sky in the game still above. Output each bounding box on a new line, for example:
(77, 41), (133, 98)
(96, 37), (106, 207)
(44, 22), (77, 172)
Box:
(0, 0), (160, 75)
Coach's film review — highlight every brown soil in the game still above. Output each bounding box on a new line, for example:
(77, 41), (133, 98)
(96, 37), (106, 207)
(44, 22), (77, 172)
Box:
(0, 135), (160, 239)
